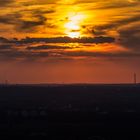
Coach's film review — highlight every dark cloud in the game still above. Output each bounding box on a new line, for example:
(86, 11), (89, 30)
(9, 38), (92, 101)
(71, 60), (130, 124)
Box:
(0, 49), (49, 61)
(117, 24), (140, 50)
(60, 51), (140, 58)
(0, 35), (115, 62)
(0, 45), (11, 50)
(0, 0), (14, 7)
(0, 37), (9, 43)
(0, 37), (140, 62)
(17, 16), (47, 32)
(31, 9), (55, 15)
(26, 45), (75, 50)
(73, 0), (140, 9)
(1, 46), (140, 62)
(71, 0), (95, 4)
(21, 0), (57, 6)
(86, 14), (140, 51)
(94, 1), (140, 10)
(0, 13), (20, 25)
(19, 10), (55, 31)
(0, 9), (55, 32)
(12, 36), (115, 44)
(0, 36), (115, 44)
(91, 15), (140, 36)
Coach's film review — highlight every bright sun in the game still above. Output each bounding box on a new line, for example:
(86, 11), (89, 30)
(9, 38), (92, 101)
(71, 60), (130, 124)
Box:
(65, 21), (80, 38)
(68, 32), (80, 38)
(64, 13), (84, 38)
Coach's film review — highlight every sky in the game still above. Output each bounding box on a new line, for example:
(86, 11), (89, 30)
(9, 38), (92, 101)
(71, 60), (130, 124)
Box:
(0, 0), (140, 84)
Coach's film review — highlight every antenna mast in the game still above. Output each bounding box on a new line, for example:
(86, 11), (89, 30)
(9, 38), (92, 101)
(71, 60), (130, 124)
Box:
(134, 73), (137, 84)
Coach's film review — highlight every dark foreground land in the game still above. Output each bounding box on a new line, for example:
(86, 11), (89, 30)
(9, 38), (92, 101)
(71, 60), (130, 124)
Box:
(0, 84), (140, 139)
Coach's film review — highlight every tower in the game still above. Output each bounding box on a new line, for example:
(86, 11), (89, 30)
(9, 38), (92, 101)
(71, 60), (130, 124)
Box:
(134, 73), (137, 84)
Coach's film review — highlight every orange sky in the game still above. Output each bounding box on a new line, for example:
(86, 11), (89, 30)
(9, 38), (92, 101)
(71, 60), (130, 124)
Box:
(0, 0), (140, 84)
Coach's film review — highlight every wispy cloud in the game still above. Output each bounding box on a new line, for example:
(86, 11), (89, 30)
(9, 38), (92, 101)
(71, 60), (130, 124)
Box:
(0, 0), (140, 62)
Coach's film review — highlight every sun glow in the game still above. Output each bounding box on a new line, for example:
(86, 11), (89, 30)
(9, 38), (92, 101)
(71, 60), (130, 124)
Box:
(65, 22), (80, 38)
(65, 22), (80, 31)
(64, 13), (84, 38)
(67, 32), (80, 38)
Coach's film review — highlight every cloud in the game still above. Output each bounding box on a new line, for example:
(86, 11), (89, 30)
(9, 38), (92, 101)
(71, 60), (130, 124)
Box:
(0, 13), (20, 25)
(60, 51), (140, 58)
(94, 0), (140, 10)
(17, 16), (47, 32)
(0, 8), (55, 32)
(70, 0), (140, 11)
(0, 0), (140, 62)
(90, 15), (140, 36)
(0, 36), (115, 44)
(0, 0), (14, 7)
(0, 45), (11, 50)
(87, 14), (140, 52)
(0, 49), (49, 61)
(0, 36), (140, 62)
(26, 45), (75, 50)
(117, 23), (140, 50)
(0, 37), (9, 43)
(11, 36), (115, 44)
(21, 0), (58, 6)
(1, 46), (140, 62)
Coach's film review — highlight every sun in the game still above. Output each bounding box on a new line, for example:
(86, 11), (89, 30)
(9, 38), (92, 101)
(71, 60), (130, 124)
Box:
(67, 32), (80, 38)
(64, 13), (84, 38)
(65, 21), (81, 38)
(65, 22), (80, 31)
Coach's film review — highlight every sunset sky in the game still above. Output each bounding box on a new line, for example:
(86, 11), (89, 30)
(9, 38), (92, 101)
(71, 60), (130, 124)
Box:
(0, 0), (140, 84)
